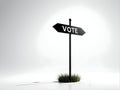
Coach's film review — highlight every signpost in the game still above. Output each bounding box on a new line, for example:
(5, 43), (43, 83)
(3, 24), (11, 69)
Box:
(53, 19), (85, 81)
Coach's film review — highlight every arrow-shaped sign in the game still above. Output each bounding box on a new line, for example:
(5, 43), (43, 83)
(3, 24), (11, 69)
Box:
(53, 23), (85, 35)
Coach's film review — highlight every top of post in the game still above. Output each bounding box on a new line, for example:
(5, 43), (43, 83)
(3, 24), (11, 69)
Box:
(69, 18), (71, 26)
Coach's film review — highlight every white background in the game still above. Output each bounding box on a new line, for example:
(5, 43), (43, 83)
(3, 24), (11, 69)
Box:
(0, 0), (120, 90)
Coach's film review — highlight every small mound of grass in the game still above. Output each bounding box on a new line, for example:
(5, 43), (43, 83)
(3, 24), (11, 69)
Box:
(58, 74), (80, 83)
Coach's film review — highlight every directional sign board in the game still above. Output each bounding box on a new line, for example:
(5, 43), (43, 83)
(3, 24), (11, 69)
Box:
(53, 23), (85, 35)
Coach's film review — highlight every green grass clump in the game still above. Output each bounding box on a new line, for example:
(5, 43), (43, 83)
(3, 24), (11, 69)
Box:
(58, 74), (80, 83)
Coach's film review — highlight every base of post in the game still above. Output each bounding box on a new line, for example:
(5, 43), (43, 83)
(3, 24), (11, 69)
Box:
(58, 74), (80, 83)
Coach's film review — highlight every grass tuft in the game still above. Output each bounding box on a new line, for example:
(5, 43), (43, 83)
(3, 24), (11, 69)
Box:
(58, 74), (80, 83)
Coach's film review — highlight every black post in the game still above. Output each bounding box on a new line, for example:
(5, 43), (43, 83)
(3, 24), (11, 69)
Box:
(69, 18), (71, 81)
